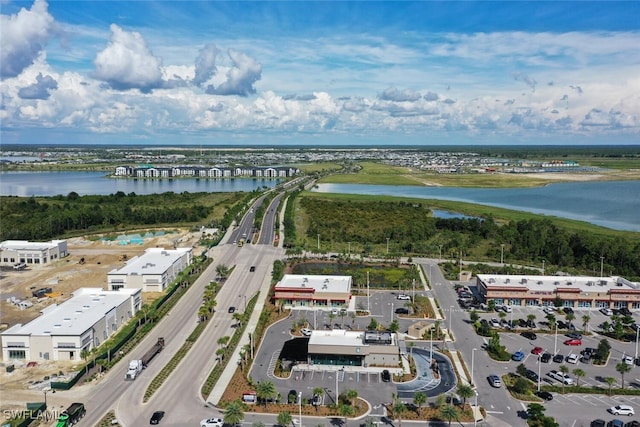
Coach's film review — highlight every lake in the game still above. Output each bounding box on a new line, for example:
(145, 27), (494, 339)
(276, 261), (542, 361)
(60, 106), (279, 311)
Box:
(0, 171), (281, 196)
(313, 181), (640, 232)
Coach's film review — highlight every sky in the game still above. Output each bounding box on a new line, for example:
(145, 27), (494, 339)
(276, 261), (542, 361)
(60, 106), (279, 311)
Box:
(1, 1), (639, 147)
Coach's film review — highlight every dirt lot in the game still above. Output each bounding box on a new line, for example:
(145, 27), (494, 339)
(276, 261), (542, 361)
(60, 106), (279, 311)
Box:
(0, 228), (206, 396)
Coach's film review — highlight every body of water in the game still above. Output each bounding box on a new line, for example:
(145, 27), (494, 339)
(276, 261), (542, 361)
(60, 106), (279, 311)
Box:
(0, 171), (280, 196)
(313, 181), (640, 232)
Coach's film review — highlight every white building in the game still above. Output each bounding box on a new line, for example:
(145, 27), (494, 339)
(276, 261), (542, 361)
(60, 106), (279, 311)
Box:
(1, 288), (141, 361)
(107, 247), (192, 292)
(0, 239), (68, 267)
(274, 274), (352, 309)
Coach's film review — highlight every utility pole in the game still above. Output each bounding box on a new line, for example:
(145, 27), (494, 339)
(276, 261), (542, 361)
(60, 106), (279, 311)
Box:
(600, 256), (605, 277)
(317, 234), (320, 251)
(500, 244), (505, 264)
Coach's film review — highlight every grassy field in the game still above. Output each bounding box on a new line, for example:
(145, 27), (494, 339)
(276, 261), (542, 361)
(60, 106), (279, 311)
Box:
(293, 162), (343, 173)
(299, 191), (640, 240)
(317, 161), (640, 188)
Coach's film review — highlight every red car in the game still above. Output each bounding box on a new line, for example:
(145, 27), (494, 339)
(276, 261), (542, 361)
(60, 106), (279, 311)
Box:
(531, 346), (544, 355)
(564, 338), (582, 346)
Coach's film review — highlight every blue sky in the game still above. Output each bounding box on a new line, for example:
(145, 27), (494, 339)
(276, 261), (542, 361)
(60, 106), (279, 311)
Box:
(1, 1), (639, 146)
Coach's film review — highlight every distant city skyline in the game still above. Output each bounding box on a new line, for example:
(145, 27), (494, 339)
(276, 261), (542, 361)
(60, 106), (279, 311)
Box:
(1, 1), (639, 146)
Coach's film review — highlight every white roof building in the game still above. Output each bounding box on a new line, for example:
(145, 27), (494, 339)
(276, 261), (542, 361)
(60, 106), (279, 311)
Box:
(274, 274), (352, 309)
(1, 288), (141, 362)
(107, 247), (192, 292)
(0, 239), (68, 267)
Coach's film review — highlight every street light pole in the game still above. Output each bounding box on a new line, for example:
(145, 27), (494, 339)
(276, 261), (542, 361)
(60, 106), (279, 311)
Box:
(430, 328), (433, 364)
(298, 391), (302, 427)
(391, 302), (394, 323)
(542, 259), (545, 275)
(537, 355), (542, 391)
(635, 325), (640, 360)
(438, 245), (442, 261)
(500, 244), (504, 264)
(449, 305), (454, 339)
(367, 271), (370, 313)
(317, 234), (320, 251)
(43, 387), (50, 408)
(600, 256), (605, 277)
(471, 348), (477, 387)
(554, 322), (558, 355)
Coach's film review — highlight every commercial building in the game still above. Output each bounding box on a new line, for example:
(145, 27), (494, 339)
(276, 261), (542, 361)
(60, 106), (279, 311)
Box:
(307, 329), (400, 367)
(273, 274), (352, 309)
(1, 288), (141, 361)
(476, 274), (640, 310)
(0, 239), (68, 267)
(107, 247), (192, 292)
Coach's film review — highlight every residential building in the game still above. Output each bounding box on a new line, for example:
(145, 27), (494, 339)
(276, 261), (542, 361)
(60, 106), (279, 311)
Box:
(1, 288), (141, 361)
(476, 274), (640, 309)
(107, 247), (192, 292)
(273, 274), (352, 309)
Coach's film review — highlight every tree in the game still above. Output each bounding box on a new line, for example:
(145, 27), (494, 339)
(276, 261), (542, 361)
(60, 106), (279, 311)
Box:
(329, 312), (336, 328)
(345, 389), (358, 406)
(80, 349), (91, 375)
(616, 361), (632, 389)
(513, 377), (532, 394)
(389, 319), (400, 333)
(516, 363), (528, 377)
(277, 411), (292, 427)
(565, 312), (576, 327)
(223, 400), (246, 426)
(215, 263), (230, 280)
(527, 314), (537, 324)
(338, 403), (354, 425)
(469, 310), (480, 323)
(256, 380), (277, 408)
(412, 392), (426, 415)
(368, 318), (379, 330)
(526, 403), (546, 421)
(572, 368), (586, 387)
(604, 376), (616, 395)
(434, 393), (446, 409)
(581, 315), (591, 332)
(545, 314), (556, 331)
(440, 404), (459, 427)
(456, 384), (474, 408)
(391, 395), (406, 427)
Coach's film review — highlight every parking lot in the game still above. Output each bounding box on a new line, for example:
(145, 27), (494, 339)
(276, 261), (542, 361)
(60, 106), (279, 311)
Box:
(473, 303), (640, 390)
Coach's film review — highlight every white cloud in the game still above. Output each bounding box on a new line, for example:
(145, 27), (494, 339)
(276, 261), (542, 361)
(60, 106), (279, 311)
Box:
(17, 72), (58, 99)
(92, 24), (164, 92)
(206, 49), (262, 96)
(0, 0), (55, 78)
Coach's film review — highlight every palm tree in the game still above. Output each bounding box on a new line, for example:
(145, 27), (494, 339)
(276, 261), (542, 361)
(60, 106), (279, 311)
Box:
(277, 411), (292, 427)
(456, 384), (474, 408)
(559, 364), (570, 393)
(440, 404), (459, 427)
(217, 336), (230, 348)
(581, 314), (591, 332)
(345, 389), (358, 406)
(233, 311), (245, 326)
(545, 314), (556, 330)
(616, 361), (632, 389)
(338, 403), (354, 425)
(391, 395), (406, 427)
(412, 392), (426, 415)
(312, 387), (324, 411)
(256, 380), (277, 408)
(573, 368), (586, 387)
(223, 400), (245, 426)
(215, 263), (229, 280)
(526, 314), (537, 325)
(565, 312), (576, 328)
(604, 376), (616, 395)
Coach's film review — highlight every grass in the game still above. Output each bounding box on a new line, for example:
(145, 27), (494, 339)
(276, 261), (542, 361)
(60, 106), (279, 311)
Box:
(299, 191), (640, 241)
(317, 161), (640, 188)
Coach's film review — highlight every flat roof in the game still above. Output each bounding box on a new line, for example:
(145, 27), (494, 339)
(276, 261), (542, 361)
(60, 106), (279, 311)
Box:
(275, 274), (351, 294)
(109, 247), (190, 276)
(2, 288), (139, 337)
(477, 274), (640, 293)
(308, 329), (364, 347)
(0, 240), (65, 251)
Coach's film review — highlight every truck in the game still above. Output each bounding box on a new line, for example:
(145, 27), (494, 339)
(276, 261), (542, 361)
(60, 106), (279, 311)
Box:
(124, 359), (143, 380)
(141, 337), (165, 368)
(55, 402), (85, 427)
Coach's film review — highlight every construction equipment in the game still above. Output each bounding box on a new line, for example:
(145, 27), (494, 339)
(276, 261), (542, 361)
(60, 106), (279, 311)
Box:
(118, 254), (128, 261)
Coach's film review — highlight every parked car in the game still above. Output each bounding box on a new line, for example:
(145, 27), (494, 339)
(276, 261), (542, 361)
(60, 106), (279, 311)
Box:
(397, 294), (411, 300)
(527, 319), (537, 329)
(623, 421), (640, 427)
(150, 411), (165, 425)
(563, 307), (574, 314)
(531, 346), (544, 355)
(607, 421), (624, 427)
(512, 351), (525, 362)
(525, 369), (539, 382)
(566, 332), (583, 340)
(300, 328), (312, 337)
(201, 418), (224, 427)
(488, 374), (502, 388)
(287, 389), (299, 404)
(543, 306), (555, 314)
(521, 331), (537, 340)
(553, 353), (564, 363)
(535, 390), (553, 401)
(445, 393), (462, 405)
(619, 307), (632, 316)
(590, 420), (605, 427)
(564, 338), (582, 346)
(490, 318), (501, 328)
(395, 307), (409, 315)
(548, 370), (574, 385)
(541, 353), (552, 363)
(566, 353), (579, 364)
(600, 307), (613, 316)
(502, 305), (512, 313)
(608, 404), (635, 416)
(623, 355), (634, 366)
(381, 370), (391, 382)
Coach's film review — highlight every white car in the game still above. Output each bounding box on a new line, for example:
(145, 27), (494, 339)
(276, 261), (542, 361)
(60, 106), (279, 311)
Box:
(608, 404), (635, 416)
(300, 328), (312, 337)
(548, 370), (574, 385)
(201, 418), (224, 427)
(566, 354), (579, 364)
(397, 294), (411, 300)
(543, 307), (555, 314)
(623, 355), (634, 366)
(502, 305), (512, 313)
(600, 307), (613, 316)
(490, 318), (501, 328)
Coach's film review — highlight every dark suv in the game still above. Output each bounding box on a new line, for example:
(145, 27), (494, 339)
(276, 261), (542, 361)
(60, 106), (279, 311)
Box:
(381, 370), (391, 382)
(521, 331), (537, 340)
(150, 411), (165, 425)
